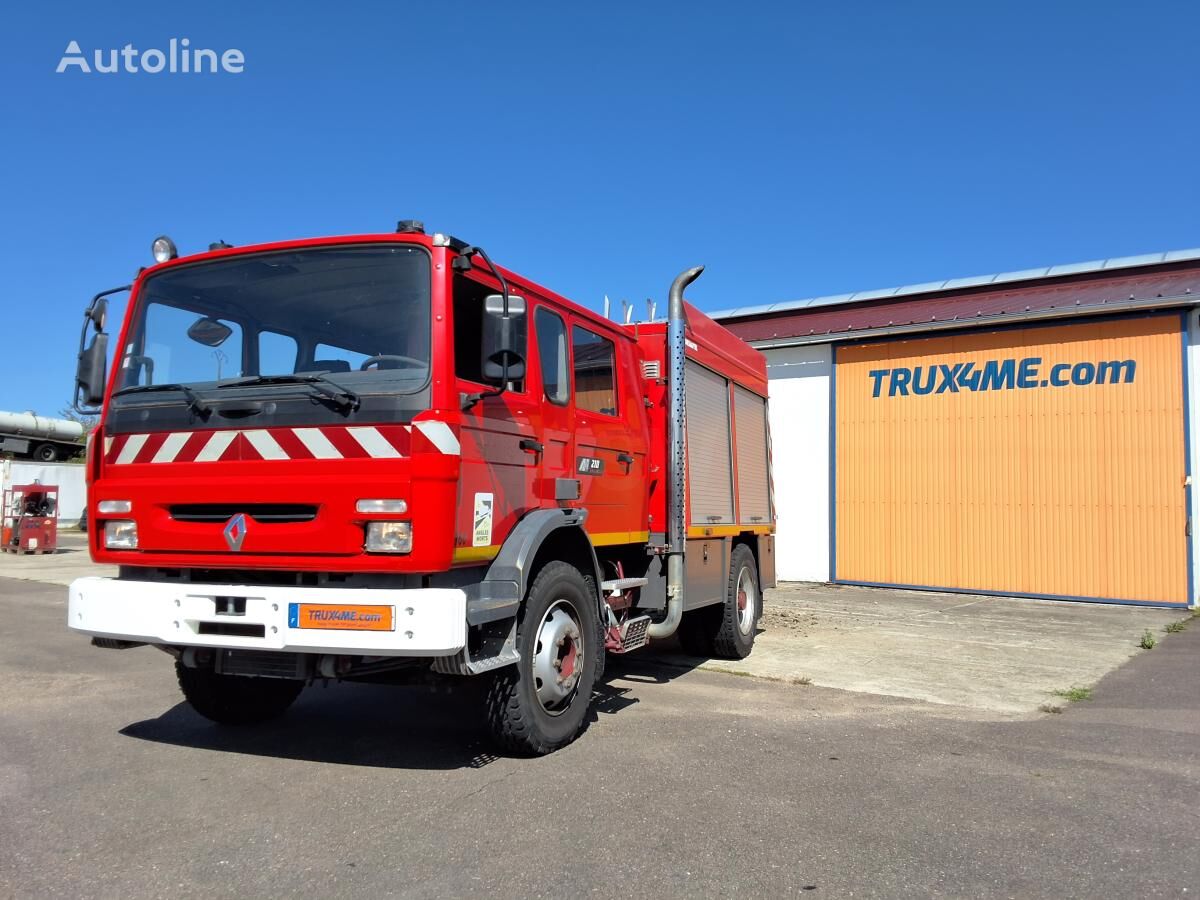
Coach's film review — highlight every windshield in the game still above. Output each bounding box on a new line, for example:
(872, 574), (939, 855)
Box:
(117, 245), (431, 396)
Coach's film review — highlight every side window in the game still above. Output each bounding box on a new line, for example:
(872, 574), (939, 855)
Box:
(535, 308), (569, 405)
(454, 274), (525, 391)
(258, 331), (298, 375)
(572, 326), (617, 416)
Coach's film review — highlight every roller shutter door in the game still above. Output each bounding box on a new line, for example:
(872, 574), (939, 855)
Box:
(834, 314), (1189, 605)
(686, 361), (734, 525)
(734, 386), (771, 524)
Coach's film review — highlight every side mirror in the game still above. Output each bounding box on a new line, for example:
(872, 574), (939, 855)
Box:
(89, 297), (108, 331)
(76, 332), (109, 407)
(73, 285), (129, 414)
(481, 294), (527, 383)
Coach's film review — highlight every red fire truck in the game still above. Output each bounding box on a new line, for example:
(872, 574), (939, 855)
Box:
(68, 223), (775, 754)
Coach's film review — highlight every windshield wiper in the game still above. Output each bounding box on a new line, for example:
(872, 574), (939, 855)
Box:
(112, 383), (212, 419)
(218, 373), (361, 412)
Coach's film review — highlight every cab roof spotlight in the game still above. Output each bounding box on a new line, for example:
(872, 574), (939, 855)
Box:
(152, 235), (178, 264)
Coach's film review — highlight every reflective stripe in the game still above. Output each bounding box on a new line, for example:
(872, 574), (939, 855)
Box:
(293, 428), (342, 459)
(347, 426), (401, 459)
(414, 421), (460, 455)
(243, 429), (288, 461)
(151, 432), (190, 464)
(194, 430), (238, 463)
(115, 434), (148, 465)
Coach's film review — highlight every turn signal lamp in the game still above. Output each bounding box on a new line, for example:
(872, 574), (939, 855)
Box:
(356, 499), (408, 514)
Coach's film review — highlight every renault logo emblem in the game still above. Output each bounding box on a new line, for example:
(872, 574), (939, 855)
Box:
(223, 513), (248, 552)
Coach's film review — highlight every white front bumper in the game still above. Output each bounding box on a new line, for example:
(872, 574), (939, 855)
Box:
(67, 576), (467, 657)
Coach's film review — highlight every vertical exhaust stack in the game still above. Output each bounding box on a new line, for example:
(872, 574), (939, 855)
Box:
(647, 265), (704, 639)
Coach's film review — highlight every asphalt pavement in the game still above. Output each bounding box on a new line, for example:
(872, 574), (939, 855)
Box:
(1, 576), (1197, 898)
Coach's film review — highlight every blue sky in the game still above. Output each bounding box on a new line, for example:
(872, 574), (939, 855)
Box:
(1, 0), (1197, 416)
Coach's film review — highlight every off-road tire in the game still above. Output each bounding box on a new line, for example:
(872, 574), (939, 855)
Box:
(484, 561), (600, 755)
(712, 544), (760, 659)
(33, 443), (58, 463)
(676, 543), (760, 660)
(175, 661), (304, 725)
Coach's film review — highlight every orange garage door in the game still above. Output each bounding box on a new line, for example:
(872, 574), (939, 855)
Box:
(834, 313), (1190, 606)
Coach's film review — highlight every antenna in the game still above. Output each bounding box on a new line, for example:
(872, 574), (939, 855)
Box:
(647, 298), (656, 321)
(622, 299), (633, 324)
(603, 295), (611, 319)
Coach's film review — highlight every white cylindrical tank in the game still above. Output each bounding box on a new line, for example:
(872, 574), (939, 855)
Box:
(0, 411), (85, 442)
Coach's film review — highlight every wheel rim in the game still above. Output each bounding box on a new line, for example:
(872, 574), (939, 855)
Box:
(735, 567), (757, 636)
(532, 598), (585, 716)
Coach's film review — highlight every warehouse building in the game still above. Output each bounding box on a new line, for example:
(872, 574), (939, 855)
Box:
(713, 248), (1200, 608)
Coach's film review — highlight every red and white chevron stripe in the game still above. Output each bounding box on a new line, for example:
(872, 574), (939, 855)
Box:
(103, 422), (459, 465)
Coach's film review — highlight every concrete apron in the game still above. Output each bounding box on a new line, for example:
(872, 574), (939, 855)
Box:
(654, 582), (1188, 715)
(2, 540), (1187, 715)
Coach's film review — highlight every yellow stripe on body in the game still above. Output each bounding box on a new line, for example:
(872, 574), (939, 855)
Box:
(452, 546), (500, 564)
(686, 524), (774, 539)
(588, 530), (651, 547)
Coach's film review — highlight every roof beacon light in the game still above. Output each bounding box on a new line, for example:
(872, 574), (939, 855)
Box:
(396, 220), (425, 234)
(151, 235), (178, 263)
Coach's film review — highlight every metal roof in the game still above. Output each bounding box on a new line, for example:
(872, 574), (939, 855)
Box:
(709, 247), (1200, 321)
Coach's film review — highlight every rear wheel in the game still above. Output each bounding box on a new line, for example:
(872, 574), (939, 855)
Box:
(677, 543), (760, 660)
(33, 443), (58, 463)
(484, 561), (600, 755)
(175, 661), (304, 725)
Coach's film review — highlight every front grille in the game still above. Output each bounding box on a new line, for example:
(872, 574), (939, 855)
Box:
(216, 649), (308, 679)
(170, 503), (318, 524)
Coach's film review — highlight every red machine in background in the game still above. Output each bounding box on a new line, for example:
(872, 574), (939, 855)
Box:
(2, 482), (58, 555)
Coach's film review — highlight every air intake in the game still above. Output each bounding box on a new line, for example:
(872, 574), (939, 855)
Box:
(170, 504), (318, 524)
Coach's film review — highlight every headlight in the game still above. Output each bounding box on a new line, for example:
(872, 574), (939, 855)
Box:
(104, 520), (138, 550)
(356, 499), (408, 514)
(97, 500), (132, 515)
(365, 522), (412, 554)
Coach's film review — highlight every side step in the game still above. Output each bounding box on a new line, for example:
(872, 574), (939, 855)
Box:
(619, 615), (651, 653)
(604, 613), (652, 654)
(601, 577), (648, 595)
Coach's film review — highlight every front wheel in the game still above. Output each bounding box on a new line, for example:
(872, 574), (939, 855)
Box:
(176, 661), (304, 725)
(484, 561), (600, 755)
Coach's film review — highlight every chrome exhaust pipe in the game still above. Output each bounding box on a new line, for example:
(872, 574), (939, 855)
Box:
(647, 265), (703, 639)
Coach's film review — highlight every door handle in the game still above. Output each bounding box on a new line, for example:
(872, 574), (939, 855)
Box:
(520, 439), (544, 454)
(617, 452), (634, 467)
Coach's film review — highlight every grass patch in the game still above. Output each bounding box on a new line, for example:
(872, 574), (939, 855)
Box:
(1164, 620), (1187, 634)
(1139, 629), (1157, 650)
(1052, 686), (1093, 702)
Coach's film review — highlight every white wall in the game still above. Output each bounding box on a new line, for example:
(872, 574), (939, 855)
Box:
(1188, 309), (1200, 607)
(764, 344), (831, 582)
(1, 460), (87, 526)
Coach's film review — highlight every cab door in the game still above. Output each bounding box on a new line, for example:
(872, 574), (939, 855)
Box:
(454, 274), (538, 557)
(569, 323), (649, 542)
(531, 306), (574, 507)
